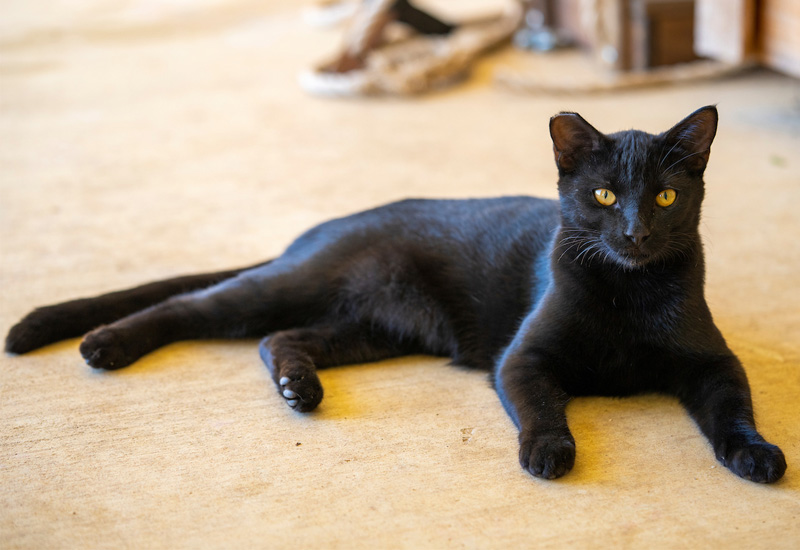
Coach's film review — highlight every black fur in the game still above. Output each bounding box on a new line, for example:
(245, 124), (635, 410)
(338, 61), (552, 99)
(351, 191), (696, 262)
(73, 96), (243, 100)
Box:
(393, 0), (456, 35)
(5, 106), (786, 483)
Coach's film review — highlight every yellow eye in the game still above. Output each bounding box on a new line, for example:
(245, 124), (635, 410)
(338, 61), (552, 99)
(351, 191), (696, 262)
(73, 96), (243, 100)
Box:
(594, 188), (617, 206)
(656, 189), (677, 207)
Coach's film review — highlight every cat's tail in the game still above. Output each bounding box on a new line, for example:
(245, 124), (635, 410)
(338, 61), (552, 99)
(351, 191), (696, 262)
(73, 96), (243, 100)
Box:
(5, 260), (272, 355)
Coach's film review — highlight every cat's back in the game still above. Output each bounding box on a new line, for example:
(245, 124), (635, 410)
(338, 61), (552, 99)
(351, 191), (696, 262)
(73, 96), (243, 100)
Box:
(377, 195), (559, 231)
(277, 196), (562, 292)
(294, 196), (560, 253)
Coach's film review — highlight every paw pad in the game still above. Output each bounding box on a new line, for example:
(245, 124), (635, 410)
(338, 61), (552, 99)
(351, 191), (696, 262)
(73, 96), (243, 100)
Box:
(277, 370), (323, 412)
(79, 328), (135, 370)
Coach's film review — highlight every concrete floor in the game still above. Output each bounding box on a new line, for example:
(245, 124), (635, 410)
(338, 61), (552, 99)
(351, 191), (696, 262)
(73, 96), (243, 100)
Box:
(2, 2), (799, 548)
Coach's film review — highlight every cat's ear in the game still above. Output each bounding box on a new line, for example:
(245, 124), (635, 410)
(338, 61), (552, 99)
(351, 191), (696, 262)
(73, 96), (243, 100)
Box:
(549, 113), (605, 172)
(662, 105), (718, 172)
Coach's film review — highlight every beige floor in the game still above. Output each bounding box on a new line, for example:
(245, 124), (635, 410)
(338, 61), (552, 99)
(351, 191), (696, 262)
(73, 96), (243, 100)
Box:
(2, 2), (799, 548)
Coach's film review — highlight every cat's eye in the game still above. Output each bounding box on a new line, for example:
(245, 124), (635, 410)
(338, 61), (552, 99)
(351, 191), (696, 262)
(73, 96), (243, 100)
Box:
(656, 189), (677, 207)
(593, 188), (617, 206)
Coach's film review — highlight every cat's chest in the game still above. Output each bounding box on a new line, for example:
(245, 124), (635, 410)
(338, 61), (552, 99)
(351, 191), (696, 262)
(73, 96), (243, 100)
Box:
(561, 276), (687, 346)
(543, 284), (687, 394)
(604, 287), (681, 328)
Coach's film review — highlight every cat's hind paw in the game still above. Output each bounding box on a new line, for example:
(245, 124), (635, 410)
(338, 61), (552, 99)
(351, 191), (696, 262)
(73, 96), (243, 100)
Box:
(277, 372), (323, 413)
(79, 327), (137, 370)
(519, 433), (576, 480)
(259, 336), (324, 412)
(5, 308), (72, 354)
(6, 318), (48, 355)
(721, 441), (787, 483)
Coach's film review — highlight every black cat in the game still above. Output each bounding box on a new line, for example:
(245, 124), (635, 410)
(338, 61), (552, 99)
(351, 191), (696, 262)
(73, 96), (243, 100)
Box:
(5, 106), (786, 483)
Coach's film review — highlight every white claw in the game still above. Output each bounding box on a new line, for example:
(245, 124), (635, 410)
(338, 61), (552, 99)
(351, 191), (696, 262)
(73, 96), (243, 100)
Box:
(283, 389), (297, 399)
(279, 377), (290, 386)
(287, 399), (299, 407)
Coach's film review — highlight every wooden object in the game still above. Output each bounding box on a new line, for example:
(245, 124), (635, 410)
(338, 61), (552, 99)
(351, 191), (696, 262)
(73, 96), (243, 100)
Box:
(551, 0), (699, 71)
(759, 0), (800, 78)
(629, 0), (698, 70)
(694, 0), (758, 64)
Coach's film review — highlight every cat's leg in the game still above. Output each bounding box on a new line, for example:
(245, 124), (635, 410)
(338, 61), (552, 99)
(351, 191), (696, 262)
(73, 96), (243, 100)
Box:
(495, 350), (575, 479)
(5, 261), (270, 355)
(78, 263), (325, 370)
(259, 324), (407, 412)
(673, 354), (786, 483)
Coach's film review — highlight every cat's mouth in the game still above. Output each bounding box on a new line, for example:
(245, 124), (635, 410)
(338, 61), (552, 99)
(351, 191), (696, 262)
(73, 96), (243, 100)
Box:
(612, 245), (654, 268)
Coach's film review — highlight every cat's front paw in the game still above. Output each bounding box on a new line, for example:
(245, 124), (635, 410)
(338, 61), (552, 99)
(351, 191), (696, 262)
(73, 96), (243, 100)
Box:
(79, 327), (136, 370)
(277, 370), (323, 413)
(720, 440), (787, 483)
(519, 432), (576, 480)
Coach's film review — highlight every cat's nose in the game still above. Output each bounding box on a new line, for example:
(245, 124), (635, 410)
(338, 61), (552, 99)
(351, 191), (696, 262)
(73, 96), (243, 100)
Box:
(625, 228), (650, 246)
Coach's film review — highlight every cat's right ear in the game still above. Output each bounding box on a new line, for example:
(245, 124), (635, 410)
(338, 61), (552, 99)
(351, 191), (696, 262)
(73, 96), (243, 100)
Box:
(549, 113), (605, 172)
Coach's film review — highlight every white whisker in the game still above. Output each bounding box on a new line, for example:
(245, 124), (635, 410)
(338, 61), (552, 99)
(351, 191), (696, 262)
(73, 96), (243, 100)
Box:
(662, 150), (704, 176)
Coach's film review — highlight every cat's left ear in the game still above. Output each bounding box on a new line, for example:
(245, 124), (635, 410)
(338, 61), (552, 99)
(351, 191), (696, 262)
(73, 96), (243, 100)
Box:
(662, 105), (719, 172)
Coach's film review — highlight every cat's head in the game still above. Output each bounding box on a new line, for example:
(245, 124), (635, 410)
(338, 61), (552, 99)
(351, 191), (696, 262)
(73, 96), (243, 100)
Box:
(549, 106), (718, 270)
